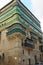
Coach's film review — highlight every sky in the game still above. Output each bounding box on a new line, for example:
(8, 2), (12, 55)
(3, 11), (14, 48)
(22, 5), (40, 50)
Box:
(0, 0), (43, 32)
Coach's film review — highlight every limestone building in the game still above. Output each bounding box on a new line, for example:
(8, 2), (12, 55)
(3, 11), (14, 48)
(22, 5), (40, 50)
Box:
(0, 0), (43, 65)
(39, 32), (43, 63)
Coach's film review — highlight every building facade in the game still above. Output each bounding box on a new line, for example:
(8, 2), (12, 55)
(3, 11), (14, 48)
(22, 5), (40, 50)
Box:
(39, 33), (43, 63)
(0, 0), (43, 65)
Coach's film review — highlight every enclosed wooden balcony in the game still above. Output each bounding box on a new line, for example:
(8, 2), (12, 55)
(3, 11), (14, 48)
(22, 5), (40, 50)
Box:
(22, 37), (35, 49)
(39, 45), (43, 52)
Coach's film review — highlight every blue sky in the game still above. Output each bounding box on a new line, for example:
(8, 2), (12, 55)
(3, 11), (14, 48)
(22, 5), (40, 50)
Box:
(0, 0), (43, 32)
(21, 0), (32, 11)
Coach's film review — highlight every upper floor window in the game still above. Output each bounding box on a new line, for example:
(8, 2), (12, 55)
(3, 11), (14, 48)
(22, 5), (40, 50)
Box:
(30, 32), (38, 42)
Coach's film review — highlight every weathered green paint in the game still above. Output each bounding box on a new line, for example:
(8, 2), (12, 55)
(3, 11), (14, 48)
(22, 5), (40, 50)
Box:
(0, 13), (41, 36)
(0, 3), (42, 37)
(0, 6), (18, 22)
(30, 24), (42, 36)
(19, 16), (42, 36)
(7, 28), (26, 36)
(7, 23), (26, 32)
(16, 6), (41, 32)
(0, 6), (41, 33)
(0, 14), (19, 31)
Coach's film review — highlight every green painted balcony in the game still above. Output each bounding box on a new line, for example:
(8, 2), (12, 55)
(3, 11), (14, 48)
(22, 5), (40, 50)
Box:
(0, 5), (41, 33)
(22, 38), (35, 49)
(29, 25), (42, 37)
(38, 38), (43, 44)
(7, 28), (26, 36)
(0, 0), (42, 38)
(7, 23), (26, 31)
(16, 6), (41, 32)
(30, 32), (38, 42)
(39, 45), (43, 52)
(19, 16), (42, 37)
(7, 23), (26, 36)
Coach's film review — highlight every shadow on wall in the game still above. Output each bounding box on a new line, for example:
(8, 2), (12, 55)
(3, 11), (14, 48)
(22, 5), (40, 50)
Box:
(0, 56), (15, 65)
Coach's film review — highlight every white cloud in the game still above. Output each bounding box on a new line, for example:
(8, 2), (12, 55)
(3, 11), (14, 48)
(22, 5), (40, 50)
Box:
(31, 0), (43, 18)
(0, 0), (12, 8)
(31, 0), (43, 31)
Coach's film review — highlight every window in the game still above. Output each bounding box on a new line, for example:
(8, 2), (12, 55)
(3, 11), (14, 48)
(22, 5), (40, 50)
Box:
(0, 53), (4, 60)
(23, 50), (24, 54)
(30, 32), (38, 42)
(28, 51), (30, 55)
(28, 59), (31, 65)
(0, 55), (1, 60)
(34, 55), (38, 64)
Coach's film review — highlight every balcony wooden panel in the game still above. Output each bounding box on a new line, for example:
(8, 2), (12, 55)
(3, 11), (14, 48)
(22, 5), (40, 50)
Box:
(22, 38), (35, 49)
(39, 45), (43, 52)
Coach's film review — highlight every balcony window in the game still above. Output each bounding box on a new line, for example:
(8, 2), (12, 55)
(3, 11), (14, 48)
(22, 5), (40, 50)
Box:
(38, 38), (43, 44)
(2, 53), (4, 60)
(7, 23), (25, 32)
(30, 32), (37, 42)
(7, 23), (26, 36)
(39, 45), (43, 52)
(22, 37), (35, 49)
(23, 50), (24, 54)
(0, 32), (1, 37)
